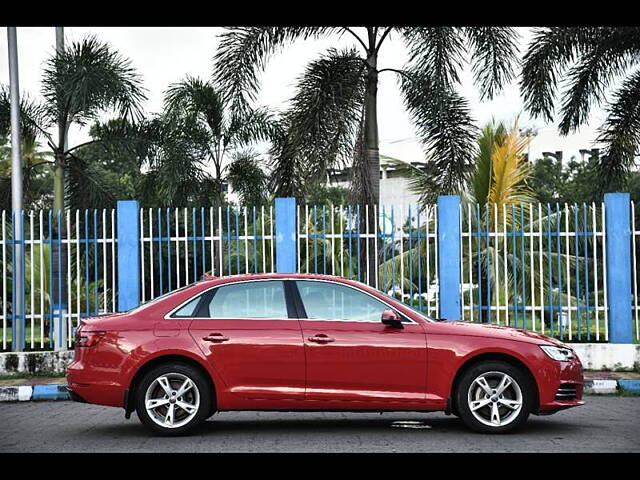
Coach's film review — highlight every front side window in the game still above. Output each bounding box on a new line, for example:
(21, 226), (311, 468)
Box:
(203, 280), (288, 319)
(296, 280), (392, 322)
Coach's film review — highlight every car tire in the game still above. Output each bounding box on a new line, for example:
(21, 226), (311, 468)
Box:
(456, 360), (534, 434)
(135, 362), (212, 436)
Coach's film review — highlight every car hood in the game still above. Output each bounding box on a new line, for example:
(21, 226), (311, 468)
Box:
(429, 320), (569, 347)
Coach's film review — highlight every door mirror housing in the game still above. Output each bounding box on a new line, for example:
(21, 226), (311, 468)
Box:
(381, 309), (403, 329)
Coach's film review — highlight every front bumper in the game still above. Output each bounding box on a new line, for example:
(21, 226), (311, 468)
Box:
(536, 353), (584, 413)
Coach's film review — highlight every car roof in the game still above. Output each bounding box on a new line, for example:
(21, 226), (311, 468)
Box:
(198, 272), (365, 287)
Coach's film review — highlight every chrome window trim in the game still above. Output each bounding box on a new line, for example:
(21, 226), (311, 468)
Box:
(163, 277), (417, 324)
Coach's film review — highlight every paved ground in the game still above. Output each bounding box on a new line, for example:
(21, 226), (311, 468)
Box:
(1, 396), (639, 452)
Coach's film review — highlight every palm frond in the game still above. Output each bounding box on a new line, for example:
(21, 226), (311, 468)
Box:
(464, 27), (520, 101)
(164, 76), (225, 136)
(212, 27), (335, 115)
(283, 47), (365, 180)
(226, 106), (281, 147)
(399, 27), (466, 91)
(487, 123), (535, 226)
(596, 69), (640, 192)
(472, 120), (508, 206)
(557, 28), (640, 135)
(226, 150), (269, 206)
(0, 85), (53, 143)
(520, 27), (609, 123)
(400, 67), (477, 195)
(42, 35), (147, 128)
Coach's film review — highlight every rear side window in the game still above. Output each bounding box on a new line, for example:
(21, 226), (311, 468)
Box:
(203, 281), (288, 319)
(171, 295), (202, 318)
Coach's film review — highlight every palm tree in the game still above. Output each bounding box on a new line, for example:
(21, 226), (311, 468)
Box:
(463, 120), (535, 322)
(520, 27), (640, 193)
(213, 27), (520, 205)
(163, 76), (277, 202)
(2, 35), (146, 330)
(29, 35), (147, 213)
(225, 150), (269, 206)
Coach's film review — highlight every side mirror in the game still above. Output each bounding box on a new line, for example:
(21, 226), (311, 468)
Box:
(381, 309), (403, 329)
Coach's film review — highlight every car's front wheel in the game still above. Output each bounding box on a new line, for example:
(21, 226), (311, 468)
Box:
(135, 363), (212, 436)
(456, 360), (534, 434)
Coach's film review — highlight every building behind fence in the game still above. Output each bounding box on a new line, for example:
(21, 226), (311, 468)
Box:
(1, 193), (638, 352)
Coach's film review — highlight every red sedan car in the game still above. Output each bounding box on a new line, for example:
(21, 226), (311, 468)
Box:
(66, 273), (583, 435)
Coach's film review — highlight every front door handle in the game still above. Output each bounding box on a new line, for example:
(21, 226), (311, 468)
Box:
(308, 334), (335, 344)
(203, 333), (229, 343)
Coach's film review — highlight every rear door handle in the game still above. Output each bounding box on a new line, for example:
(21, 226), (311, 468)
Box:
(203, 333), (229, 343)
(308, 334), (335, 344)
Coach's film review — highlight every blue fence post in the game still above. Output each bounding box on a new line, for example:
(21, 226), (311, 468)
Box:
(604, 193), (633, 343)
(275, 198), (297, 273)
(437, 195), (461, 321)
(117, 200), (140, 312)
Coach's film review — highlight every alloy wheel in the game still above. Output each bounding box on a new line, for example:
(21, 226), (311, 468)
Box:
(467, 371), (523, 428)
(144, 372), (201, 429)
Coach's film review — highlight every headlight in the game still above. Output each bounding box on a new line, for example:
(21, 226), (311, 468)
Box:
(540, 345), (574, 362)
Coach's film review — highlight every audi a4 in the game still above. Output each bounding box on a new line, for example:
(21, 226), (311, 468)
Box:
(66, 273), (584, 435)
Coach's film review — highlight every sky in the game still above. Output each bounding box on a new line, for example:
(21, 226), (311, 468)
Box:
(0, 27), (611, 167)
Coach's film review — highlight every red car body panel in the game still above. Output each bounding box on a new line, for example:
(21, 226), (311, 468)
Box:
(301, 319), (427, 403)
(189, 318), (306, 400)
(66, 273), (584, 414)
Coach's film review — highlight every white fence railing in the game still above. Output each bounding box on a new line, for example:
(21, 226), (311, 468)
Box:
(297, 203), (440, 318)
(460, 202), (608, 342)
(631, 201), (640, 342)
(139, 206), (275, 303)
(0, 209), (116, 350)
(2, 198), (640, 351)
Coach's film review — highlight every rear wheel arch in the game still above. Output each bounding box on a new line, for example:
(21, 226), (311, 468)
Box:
(449, 352), (540, 415)
(126, 354), (217, 417)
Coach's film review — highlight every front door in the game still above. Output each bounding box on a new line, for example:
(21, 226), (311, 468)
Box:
(294, 280), (427, 404)
(187, 280), (305, 400)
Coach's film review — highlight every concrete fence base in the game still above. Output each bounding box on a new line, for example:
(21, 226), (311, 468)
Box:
(0, 351), (74, 375)
(570, 343), (640, 370)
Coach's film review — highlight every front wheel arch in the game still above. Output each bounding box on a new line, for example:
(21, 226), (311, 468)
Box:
(449, 352), (539, 416)
(126, 354), (216, 418)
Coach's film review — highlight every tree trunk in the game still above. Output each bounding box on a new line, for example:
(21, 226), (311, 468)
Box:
(53, 152), (64, 213)
(360, 32), (380, 287)
(479, 268), (491, 323)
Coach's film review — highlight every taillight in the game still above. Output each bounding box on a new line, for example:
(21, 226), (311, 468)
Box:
(76, 330), (106, 347)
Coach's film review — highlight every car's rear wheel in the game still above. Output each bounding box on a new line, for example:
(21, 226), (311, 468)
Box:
(135, 363), (212, 436)
(456, 360), (533, 434)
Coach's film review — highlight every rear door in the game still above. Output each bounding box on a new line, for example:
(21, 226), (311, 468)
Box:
(185, 280), (305, 400)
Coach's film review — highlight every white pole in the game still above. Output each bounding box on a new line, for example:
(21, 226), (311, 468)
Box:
(7, 27), (25, 352)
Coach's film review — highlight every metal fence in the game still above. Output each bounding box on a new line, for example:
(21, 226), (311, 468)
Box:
(0, 209), (116, 351)
(139, 206), (275, 302)
(297, 203), (440, 317)
(1, 195), (639, 352)
(631, 201), (640, 342)
(460, 202), (607, 341)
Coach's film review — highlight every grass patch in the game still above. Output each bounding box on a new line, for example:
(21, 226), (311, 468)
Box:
(0, 371), (65, 381)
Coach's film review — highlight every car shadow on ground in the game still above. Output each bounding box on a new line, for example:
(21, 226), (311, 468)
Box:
(85, 412), (582, 439)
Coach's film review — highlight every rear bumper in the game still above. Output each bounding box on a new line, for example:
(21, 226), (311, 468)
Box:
(66, 360), (126, 408)
(67, 387), (87, 404)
